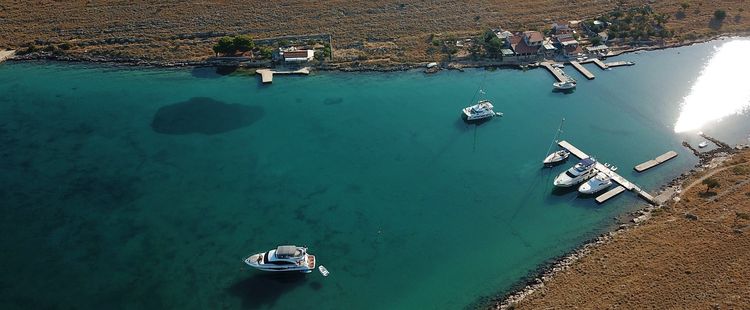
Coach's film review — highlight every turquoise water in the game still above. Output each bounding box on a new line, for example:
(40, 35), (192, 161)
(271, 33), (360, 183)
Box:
(1, 39), (748, 309)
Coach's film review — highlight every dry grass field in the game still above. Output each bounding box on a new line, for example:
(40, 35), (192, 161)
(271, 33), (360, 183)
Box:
(511, 151), (750, 309)
(1, 1), (748, 63)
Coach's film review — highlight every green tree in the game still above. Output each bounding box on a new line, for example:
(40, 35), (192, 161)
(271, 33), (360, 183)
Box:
(590, 36), (602, 46)
(233, 35), (255, 52)
(702, 178), (720, 193)
(258, 46), (274, 59)
(714, 10), (727, 21)
(213, 36), (235, 56)
(485, 37), (503, 59)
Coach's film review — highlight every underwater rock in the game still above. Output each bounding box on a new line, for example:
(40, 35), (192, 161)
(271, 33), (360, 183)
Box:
(151, 97), (264, 135)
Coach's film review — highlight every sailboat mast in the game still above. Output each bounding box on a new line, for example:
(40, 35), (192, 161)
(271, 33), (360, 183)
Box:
(545, 117), (565, 157)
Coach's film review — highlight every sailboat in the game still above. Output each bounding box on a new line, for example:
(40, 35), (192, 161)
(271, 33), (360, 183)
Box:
(543, 118), (570, 166)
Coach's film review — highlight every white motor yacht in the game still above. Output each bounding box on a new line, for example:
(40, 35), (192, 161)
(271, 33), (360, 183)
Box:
(698, 141), (708, 148)
(543, 149), (570, 165)
(553, 80), (576, 90)
(462, 100), (496, 121)
(578, 172), (613, 194)
(244, 245), (316, 273)
(554, 157), (597, 187)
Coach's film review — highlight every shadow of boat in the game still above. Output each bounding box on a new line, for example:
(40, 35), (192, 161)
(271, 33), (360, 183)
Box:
(227, 272), (310, 309)
(550, 185), (580, 196)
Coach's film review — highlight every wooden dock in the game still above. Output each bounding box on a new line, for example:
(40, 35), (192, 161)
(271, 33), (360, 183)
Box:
(255, 67), (311, 83)
(595, 186), (626, 204)
(569, 61), (595, 80)
(0, 50), (16, 63)
(634, 151), (678, 172)
(539, 62), (569, 82)
(558, 140), (657, 204)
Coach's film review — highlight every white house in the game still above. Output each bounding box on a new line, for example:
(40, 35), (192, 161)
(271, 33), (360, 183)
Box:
(283, 49), (314, 62)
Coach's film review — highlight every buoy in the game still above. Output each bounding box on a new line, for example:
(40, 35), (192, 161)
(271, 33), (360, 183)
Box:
(318, 265), (330, 277)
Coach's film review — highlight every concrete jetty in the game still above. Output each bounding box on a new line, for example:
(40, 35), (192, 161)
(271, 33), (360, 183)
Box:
(634, 151), (678, 172)
(605, 61), (635, 67)
(539, 62), (568, 82)
(256, 67), (311, 83)
(580, 58), (609, 70)
(595, 186), (626, 204)
(569, 61), (595, 80)
(558, 140), (657, 204)
(0, 50), (16, 63)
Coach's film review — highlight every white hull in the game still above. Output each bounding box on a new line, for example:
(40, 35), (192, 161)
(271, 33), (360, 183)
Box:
(462, 100), (496, 121)
(553, 169), (596, 187)
(578, 172), (613, 194)
(554, 158), (597, 187)
(543, 150), (570, 165)
(244, 246), (316, 273)
(553, 82), (576, 90)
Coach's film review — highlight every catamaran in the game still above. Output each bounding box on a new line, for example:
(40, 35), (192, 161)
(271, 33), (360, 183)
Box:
(543, 118), (570, 166)
(462, 89), (502, 121)
(578, 171), (613, 194)
(553, 157), (598, 187)
(244, 245), (316, 273)
(462, 99), (497, 121)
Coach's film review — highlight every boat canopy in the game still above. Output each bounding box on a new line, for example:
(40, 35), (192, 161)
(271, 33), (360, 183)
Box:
(276, 245), (303, 258)
(580, 157), (596, 166)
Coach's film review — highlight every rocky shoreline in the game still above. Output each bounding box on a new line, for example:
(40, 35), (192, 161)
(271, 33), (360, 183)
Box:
(490, 134), (748, 310)
(7, 34), (748, 73)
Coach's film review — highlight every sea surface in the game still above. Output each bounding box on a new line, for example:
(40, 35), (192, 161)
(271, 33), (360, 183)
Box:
(1, 39), (749, 310)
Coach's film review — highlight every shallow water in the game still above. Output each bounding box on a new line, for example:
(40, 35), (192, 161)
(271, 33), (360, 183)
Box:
(1, 39), (749, 309)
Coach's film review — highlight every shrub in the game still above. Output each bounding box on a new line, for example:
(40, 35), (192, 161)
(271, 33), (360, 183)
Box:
(58, 42), (72, 50)
(714, 10), (727, 20)
(702, 178), (720, 193)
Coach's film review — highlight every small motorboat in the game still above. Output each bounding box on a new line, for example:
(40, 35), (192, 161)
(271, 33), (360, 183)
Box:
(462, 99), (497, 121)
(244, 245), (316, 273)
(318, 265), (330, 277)
(543, 149), (570, 165)
(611, 166), (618, 171)
(553, 80), (576, 90)
(578, 171), (613, 194)
(698, 141), (708, 148)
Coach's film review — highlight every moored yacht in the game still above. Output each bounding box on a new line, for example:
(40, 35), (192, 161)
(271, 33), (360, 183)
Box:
(543, 118), (569, 166)
(553, 157), (597, 187)
(244, 245), (316, 273)
(543, 149), (571, 165)
(462, 100), (497, 121)
(553, 80), (576, 90)
(578, 171), (613, 194)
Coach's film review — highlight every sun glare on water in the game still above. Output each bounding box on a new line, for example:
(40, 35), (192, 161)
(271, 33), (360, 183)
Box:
(674, 40), (750, 133)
